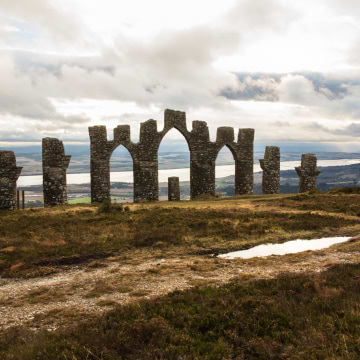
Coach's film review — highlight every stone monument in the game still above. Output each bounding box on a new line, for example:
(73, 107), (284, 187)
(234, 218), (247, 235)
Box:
(89, 109), (255, 203)
(42, 138), (71, 207)
(168, 177), (180, 201)
(0, 151), (23, 210)
(295, 153), (321, 192)
(259, 146), (280, 194)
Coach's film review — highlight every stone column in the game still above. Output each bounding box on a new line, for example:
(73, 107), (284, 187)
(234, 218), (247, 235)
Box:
(89, 126), (111, 203)
(259, 146), (280, 194)
(295, 153), (321, 193)
(134, 120), (160, 202)
(190, 121), (216, 199)
(235, 129), (254, 195)
(168, 177), (180, 201)
(42, 138), (71, 207)
(133, 160), (158, 202)
(0, 151), (22, 210)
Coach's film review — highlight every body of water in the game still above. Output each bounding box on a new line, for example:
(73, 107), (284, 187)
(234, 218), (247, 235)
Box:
(17, 159), (360, 187)
(218, 237), (351, 259)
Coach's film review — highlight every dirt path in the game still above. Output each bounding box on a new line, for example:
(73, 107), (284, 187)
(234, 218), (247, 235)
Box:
(1, 244), (359, 331)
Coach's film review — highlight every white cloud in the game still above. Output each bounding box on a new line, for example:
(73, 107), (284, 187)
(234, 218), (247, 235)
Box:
(0, 0), (360, 144)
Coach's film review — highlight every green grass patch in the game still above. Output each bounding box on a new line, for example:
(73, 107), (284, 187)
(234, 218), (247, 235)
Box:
(68, 196), (125, 205)
(68, 197), (91, 204)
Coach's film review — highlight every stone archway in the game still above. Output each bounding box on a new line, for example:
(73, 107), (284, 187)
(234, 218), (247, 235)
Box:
(215, 127), (254, 195)
(215, 145), (237, 196)
(110, 144), (134, 202)
(158, 127), (191, 201)
(89, 109), (255, 203)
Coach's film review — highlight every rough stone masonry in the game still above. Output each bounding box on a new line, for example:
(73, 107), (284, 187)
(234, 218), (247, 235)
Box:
(89, 109), (255, 203)
(168, 177), (180, 201)
(259, 146), (280, 194)
(0, 151), (22, 210)
(295, 153), (321, 193)
(42, 138), (71, 207)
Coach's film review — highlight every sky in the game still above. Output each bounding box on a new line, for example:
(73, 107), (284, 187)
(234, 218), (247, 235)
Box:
(1, 0), (360, 151)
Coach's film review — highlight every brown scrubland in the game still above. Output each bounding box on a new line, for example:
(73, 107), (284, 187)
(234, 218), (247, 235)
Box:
(1, 189), (360, 359)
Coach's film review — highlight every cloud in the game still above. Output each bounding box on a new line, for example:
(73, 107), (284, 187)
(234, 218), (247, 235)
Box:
(278, 75), (325, 106)
(226, 0), (298, 33)
(278, 74), (360, 121)
(0, 0), (86, 47)
(0, 0), (360, 144)
(221, 75), (279, 101)
(0, 55), (91, 138)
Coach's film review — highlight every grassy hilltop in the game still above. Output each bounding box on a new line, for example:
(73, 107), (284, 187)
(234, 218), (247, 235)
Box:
(1, 190), (360, 358)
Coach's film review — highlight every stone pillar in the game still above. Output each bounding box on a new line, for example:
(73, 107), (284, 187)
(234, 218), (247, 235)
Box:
(42, 138), (71, 207)
(295, 153), (321, 193)
(235, 129), (254, 195)
(190, 121), (216, 199)
(134, 120), (160, 202)
(89, 126), (111, 203)
(133, 160), (158, 202)
(259, 146), (280, 194)
(168, 177), (180, 201)
(0, 151), (22, 210)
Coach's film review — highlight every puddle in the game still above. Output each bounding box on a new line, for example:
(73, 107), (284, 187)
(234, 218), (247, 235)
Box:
(219, 237), (351, 259)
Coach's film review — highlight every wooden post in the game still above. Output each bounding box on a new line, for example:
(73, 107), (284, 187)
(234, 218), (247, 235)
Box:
(22, 190), (25, 209)
(16, 190), (20, 210)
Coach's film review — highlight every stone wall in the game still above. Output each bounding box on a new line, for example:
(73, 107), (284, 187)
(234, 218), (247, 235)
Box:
(295, 153), (321, 192)
(0, 151), (22, 210)
(89, 109), (255, 203)
(42, 138), (71, 207)
(259, 146), (280, 194)
(168, 177), (180, 201)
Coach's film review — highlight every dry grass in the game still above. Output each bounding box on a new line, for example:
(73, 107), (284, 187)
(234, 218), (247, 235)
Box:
(1, 190), (360, 358)
(2, 263), (360, 359)
(1, 193), (360, 278)
(29, 307), (97, 329)
(23, 286), (68, 304)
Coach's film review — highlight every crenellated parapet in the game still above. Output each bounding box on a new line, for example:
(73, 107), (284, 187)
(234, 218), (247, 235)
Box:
(42, 138), (71, 207)
(295, 153), (321, 193)
(260, 146), (280, 194)
(89, 109), (255, 203)
(0, 151), (22, 210)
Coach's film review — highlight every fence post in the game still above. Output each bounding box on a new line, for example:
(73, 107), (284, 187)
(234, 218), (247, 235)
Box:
(16, 190), (20, 210)
(22, 190), (25, 209)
